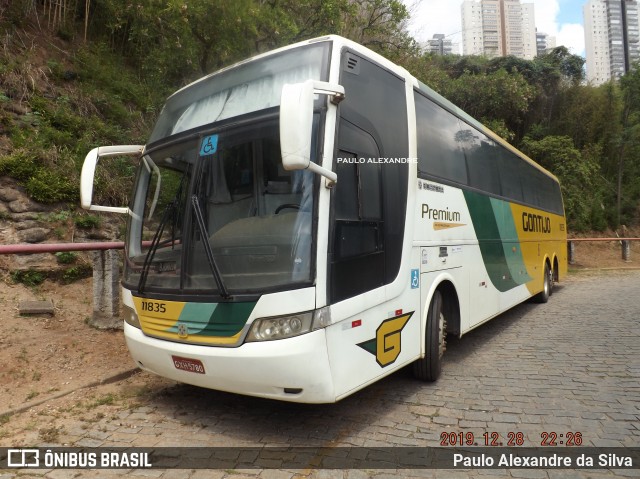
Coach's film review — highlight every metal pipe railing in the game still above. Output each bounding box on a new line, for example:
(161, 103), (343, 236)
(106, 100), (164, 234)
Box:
(567, 238), (640, 264)
(0, 242), (124, 254)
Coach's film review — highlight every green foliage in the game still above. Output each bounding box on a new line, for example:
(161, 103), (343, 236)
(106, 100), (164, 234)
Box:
(522, 136), (603, 231)
(483, 119), (515, 144)
(446, 68), (534, 134)
(55, 252), (77, 264)
(2, 0), (37, 27)
(0, 147), (79, 204)
(85, 0), (414, 84)
(26, 169), (78, 203)
(49, 210), (73, 222)
(61, 265), (92, 284)
(11, 270), (46, 287)
(86, 393), (116, 409)
(413, 57), (535, 139)
(11, 263), (90, 285)
(74, 214), (101, 229)
(0, 29), (160, 208)
(0, 150), (39, 181)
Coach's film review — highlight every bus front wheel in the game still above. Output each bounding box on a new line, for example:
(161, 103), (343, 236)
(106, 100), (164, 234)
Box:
(413, 290), (446, 382)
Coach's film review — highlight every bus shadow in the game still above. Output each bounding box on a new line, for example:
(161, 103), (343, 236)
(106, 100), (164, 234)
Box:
(443, 283), (565, 364)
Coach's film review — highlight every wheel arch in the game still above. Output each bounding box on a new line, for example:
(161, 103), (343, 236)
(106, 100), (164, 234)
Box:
(437, 280), (461, 337)
(419, 274), (462, 359)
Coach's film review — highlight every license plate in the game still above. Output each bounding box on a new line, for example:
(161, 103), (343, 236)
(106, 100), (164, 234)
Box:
(171, 355), (205, 374)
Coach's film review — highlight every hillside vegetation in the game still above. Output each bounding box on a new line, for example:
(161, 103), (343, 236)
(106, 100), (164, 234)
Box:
(1, 0), (640, 232)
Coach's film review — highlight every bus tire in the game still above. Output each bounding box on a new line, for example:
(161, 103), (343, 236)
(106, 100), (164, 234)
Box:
(534, 263), (552, 303)
(413, 290), (445, 382)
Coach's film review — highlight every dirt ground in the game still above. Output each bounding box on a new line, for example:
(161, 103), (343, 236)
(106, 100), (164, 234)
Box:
(0, 273), (169, 447)
(0, 237), (638, 445)
(0, 276), (132, 415)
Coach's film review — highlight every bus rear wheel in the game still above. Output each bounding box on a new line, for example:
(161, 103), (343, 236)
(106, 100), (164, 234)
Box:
(413, 290), (446, 382)
(534, 263), (553, 303)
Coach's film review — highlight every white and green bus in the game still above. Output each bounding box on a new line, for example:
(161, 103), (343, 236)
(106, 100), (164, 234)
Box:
(81, 35), (567, 403)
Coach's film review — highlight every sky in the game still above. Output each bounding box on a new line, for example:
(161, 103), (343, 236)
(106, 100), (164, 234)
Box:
(405, 0), (587, 57)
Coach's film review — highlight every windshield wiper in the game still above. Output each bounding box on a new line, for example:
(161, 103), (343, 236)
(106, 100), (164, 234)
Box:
(138, 203), (175, 293)
(138, 170), (188, 293)
(191, 195), (231, 299)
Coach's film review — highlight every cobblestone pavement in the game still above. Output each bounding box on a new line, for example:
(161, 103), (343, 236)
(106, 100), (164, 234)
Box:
(3, 271), (640, 478)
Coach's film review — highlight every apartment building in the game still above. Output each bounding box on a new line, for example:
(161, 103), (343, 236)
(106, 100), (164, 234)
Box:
(426, 34), (457, 55)
(461, 0), (537, 59)
(536, 31), (557, 56)
(584, 0), (640, 85)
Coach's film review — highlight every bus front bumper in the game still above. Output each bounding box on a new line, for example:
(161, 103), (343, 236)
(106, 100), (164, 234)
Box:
(124, 323), (336, 403)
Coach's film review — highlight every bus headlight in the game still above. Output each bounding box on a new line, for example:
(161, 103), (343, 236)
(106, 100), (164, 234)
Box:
(123, 305), (141, 329)
(246, 312), (313, 341)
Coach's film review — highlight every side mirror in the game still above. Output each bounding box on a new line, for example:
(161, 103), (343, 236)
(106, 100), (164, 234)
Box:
(80, 145), (144, 213)
(280, 80), (344, 186)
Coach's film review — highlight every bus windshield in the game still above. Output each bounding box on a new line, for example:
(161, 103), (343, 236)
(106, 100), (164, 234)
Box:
(123, 42), (331, 297)
(124, 114), (316, 296)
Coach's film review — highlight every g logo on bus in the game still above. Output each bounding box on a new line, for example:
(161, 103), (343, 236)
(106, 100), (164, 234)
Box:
(177, 323), (189, 339)
(357, 312), (413, 367)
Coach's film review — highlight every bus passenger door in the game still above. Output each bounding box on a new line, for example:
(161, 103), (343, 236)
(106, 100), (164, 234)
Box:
(325, 49), (412, 399)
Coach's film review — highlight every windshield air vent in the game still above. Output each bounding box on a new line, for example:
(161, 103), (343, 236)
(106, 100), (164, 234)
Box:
(345, 54), (360, 75)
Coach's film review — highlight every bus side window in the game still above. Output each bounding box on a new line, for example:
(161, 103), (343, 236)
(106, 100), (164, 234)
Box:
(463, 132), (502, 196)
(335, 121), (382, 224)
(498, 149), (525, 203)
(414, 94), (468, 185)
(334, 149), (382, 259)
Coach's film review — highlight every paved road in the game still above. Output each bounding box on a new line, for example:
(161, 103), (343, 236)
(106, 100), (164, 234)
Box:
(4, 271), (640, 478)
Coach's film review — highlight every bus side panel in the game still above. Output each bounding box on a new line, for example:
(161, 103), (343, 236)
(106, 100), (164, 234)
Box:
(325, 275), (421, 400)
(461, 191), (560, 329)
(415, 182), (474, 332)
(509, 202), (568, 293)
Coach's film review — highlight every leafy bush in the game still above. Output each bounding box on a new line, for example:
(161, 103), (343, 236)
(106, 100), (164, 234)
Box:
(25, 169), (78, 204)
(0, 150), (39, 181)
(55, 252), (77, 264)
(61, 265), (92, 284)
(521, 136), (603, 231)
(11, 270), (46, 287)
(74, 214), (101, 229)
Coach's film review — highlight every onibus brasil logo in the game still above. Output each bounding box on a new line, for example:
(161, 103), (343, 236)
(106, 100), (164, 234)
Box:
(357, 311), (413, 367)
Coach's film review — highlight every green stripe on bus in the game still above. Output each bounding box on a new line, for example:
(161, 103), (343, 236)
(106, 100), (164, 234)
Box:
(489, 197), (532, 286)
(463, 191), (520, 292)
(173, 301), (257, 337)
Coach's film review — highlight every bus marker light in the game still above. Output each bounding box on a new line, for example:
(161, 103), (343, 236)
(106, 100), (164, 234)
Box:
(352, 320), (362, 328)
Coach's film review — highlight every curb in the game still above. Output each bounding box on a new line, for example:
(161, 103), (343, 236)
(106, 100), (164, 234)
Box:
(0, 368), (140, 418)
(568, 266), (640, 272)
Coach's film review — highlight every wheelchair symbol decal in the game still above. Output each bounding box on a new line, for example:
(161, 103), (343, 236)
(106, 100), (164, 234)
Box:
(199, 134), (219, 156)
(411, 269), (419, 289)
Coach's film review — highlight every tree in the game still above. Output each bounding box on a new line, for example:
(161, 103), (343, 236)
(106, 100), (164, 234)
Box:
(614, 66), (640, 225)
(521, 136), (602, 231)
(439, 68), (535, 140)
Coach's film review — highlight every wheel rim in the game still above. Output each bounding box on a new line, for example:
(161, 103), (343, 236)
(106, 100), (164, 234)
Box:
(438, 311), (446, 359)
(544, 266), (551, 296)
